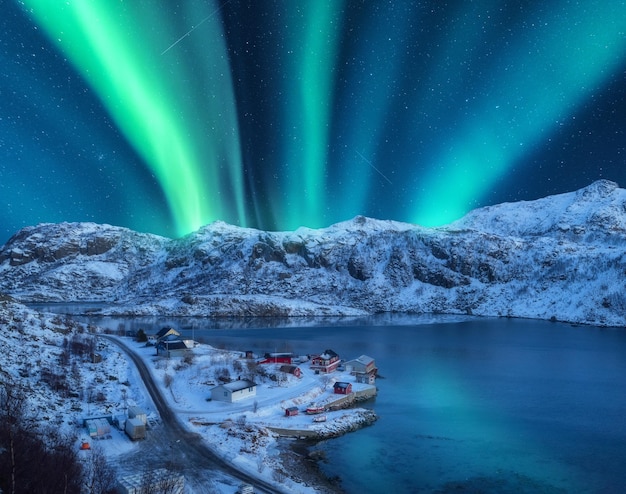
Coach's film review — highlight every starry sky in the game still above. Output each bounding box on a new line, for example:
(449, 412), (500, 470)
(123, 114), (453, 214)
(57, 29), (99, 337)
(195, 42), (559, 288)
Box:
(2, 1), (625, 243)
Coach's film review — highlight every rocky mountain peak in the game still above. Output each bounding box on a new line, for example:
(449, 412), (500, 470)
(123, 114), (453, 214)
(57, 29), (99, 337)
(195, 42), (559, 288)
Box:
(1, 182), (625, 327)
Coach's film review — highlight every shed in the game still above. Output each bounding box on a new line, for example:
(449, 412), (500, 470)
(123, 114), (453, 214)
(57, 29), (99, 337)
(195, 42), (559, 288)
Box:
(128, 406), (147, 425)
(85, 417), (111, 438)
(285, 406), (299, 417)
(210, 380), (257, 403)
(279, 365), (302, 378)
(356, 372), (377, 385)
(125, 417), (146, 440)
(333, 382), (352, 395)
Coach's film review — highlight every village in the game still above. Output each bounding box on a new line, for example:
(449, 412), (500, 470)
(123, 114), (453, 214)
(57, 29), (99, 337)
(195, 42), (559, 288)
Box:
(83, 326), (380, 493)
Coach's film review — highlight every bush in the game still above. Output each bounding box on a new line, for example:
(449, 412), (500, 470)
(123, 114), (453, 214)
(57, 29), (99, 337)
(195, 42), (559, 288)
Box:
(136, 329), (148, 342)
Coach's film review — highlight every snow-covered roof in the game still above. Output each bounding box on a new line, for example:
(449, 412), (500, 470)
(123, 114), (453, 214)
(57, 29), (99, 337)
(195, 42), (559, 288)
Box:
(347, 355), (375, 366)
(213, 380), (257, 392)
(316, 349), (338, 359)
(156, 327), (180, 339)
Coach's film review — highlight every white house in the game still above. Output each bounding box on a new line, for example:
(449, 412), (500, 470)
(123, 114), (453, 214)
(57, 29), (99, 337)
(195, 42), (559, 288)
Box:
(210, 380), (257, 403)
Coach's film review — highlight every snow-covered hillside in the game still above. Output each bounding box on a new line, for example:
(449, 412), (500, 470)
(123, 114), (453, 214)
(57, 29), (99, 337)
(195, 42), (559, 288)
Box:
(1, 180), (625, 326)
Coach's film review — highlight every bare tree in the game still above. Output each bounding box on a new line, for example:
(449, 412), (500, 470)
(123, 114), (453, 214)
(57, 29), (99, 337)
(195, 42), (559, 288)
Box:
(0, 377), (26, 494)
(321, 374), (333, 390)
(0, 380), (83, 494)
(164, 373), (173, 389)
(245, 360), (259, 382)
(82, 445), (117, 494)
(136, 468), (183, 494)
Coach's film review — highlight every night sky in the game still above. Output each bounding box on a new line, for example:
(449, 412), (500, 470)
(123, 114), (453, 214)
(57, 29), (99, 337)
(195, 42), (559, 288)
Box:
(2, 1), (625, 243)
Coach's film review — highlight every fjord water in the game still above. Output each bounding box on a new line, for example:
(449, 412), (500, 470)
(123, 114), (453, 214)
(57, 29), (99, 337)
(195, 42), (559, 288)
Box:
(62, 309), (626, 493)
(196, 316), (626, 493)
(310, 318), (626, 493)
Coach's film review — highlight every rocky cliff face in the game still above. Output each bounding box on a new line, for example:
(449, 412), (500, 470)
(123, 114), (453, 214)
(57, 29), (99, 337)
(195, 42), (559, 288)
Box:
(1, 180), (625, 326)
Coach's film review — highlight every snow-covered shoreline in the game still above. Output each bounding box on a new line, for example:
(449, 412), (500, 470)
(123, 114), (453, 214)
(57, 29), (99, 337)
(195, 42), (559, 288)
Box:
(0, 299), (379, 492)
(108, 333), (379, 493)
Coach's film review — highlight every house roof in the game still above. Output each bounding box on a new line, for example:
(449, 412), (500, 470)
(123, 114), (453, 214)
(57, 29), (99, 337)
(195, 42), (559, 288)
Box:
(279, 365), (299, 372)
(158, 340), (190, 351)
(213, 380), (256, 392)
(347, 355), (375, 366)
(317, 349), (338, 359)
(155, 327), (180, 339)
(334, 381), (351, 389)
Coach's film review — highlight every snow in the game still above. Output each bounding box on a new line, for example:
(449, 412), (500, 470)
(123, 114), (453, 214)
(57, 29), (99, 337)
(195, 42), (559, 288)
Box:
(132, 336), (377, 436)
(0, 300), (377, 493)
(2, 180), (626, 327)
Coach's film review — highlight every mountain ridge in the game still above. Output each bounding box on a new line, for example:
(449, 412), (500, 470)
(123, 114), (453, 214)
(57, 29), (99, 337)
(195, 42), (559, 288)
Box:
(1, 180), (625, 326)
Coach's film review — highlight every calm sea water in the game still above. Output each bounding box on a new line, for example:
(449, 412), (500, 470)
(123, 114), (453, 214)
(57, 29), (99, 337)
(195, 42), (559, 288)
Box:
(52, 308), (626, 493)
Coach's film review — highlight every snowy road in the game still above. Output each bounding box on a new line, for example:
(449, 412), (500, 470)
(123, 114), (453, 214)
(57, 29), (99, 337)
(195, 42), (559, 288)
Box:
(100, 335), (286, 494)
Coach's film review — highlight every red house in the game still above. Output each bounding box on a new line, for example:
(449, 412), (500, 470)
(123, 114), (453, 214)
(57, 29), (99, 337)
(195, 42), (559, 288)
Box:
(310, 349), (340, 373)
(285, 406), (299, 417)
(334, 382), (352, 395)
(259, 353), (293, 365)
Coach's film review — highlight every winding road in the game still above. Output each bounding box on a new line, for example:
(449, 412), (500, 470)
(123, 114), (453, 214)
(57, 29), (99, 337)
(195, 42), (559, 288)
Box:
(100, 335), (285, 494)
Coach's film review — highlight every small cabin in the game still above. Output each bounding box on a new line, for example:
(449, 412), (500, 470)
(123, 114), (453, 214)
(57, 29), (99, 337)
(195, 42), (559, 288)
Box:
(279, 365), (302, 378)
(334, 382), (352, 395)
(356, 372), (376, 385)
(285, 406), (299, 417)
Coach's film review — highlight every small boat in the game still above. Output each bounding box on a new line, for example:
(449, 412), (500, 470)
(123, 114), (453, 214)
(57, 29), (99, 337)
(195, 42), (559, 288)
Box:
(312, 415), (327, 423)
(306, 405), (325, 415)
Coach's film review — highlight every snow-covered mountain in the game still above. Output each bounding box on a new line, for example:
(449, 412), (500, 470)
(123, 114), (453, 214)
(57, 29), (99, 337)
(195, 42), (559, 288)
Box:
(1, 180), (625, 326)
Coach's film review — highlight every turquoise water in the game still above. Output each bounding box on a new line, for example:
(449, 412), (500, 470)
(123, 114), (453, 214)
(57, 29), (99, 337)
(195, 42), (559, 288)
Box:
(182, 316), (626, 493)
(310, 319), (626, 493)
(63, 308), (626, 493)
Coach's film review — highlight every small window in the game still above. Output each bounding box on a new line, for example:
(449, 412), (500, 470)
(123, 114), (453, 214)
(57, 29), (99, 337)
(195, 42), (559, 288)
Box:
(224, 391), (228, 397)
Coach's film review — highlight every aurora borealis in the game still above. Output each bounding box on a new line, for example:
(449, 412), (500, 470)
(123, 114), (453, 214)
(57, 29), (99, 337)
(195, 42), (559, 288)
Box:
(2, 1), (625, 241)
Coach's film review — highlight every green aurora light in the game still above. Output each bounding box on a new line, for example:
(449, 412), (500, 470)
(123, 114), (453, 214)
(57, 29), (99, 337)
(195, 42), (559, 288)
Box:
(22, 0), (246, 236)
(411, 0), (626, 225)
(13, 0), (626, 236)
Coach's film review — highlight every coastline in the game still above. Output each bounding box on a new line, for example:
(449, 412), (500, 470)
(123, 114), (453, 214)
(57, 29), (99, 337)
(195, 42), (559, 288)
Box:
(278, 438), (346, 494)
(268, 405), (378, 492)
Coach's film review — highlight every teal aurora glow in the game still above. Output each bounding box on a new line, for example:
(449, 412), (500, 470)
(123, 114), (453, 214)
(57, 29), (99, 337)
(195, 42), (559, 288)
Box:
(2, 1), (625, 240)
